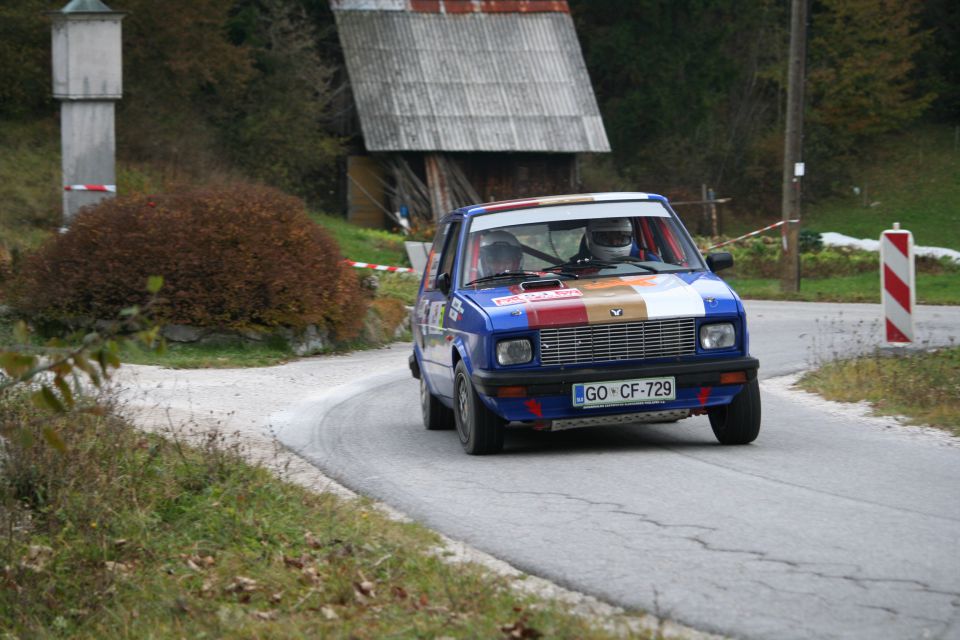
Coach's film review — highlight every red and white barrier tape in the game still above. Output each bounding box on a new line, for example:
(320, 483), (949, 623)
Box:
(703, 219), (800, 251)
(64, 184), (116, 192)
(345, 260), (417, 274)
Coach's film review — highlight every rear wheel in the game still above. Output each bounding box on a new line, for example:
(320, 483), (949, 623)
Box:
(708, 377), (761, 445)
(454, 361), (505, 455)
(421, 377), (454, 430)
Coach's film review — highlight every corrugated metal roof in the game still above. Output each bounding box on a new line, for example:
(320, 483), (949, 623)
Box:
(332, 0), (569, 13)
(335, 10), (610, 153)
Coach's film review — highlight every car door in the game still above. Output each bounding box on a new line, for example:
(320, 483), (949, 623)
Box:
(415, 217), (462, 399)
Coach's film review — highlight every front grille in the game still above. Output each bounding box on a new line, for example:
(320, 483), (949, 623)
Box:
(539, 318), (697, 366)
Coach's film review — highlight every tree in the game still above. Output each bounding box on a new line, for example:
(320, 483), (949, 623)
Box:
(571, 0), (787, 207)
(220, 0), (344, 206)
(0, 0), (55, 119)
(805, 0), (934, 163)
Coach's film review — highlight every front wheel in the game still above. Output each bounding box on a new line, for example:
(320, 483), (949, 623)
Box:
(421, 377), (454, 430)
(708, 377), (761, 445)
(453, 361), (505, 455)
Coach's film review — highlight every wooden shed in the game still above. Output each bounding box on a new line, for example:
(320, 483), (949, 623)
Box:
(332, 0), (610, 227)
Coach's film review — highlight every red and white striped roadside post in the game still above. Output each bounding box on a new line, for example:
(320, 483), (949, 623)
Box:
(880, 223), (915, 345)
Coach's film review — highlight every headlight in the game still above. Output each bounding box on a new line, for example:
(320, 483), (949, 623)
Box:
(496, 338), (533, 365)
(700, 323), (735, 349)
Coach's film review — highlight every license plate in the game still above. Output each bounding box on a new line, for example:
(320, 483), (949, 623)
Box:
(572, 377), (676, 408)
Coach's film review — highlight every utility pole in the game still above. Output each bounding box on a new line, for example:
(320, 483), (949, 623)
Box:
(780, 0), (807, 293)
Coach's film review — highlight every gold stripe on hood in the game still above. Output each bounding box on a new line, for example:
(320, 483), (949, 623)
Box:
(581, 284), (649, 323)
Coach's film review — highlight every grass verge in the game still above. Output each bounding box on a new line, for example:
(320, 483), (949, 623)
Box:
(797, 346), (960, 436)
(719, 125), (960, 251)
(0, 394), (636, 639)
(121, 340), (295, 369)
(726, 271), (960, 305)
(311, 213), (411, 269)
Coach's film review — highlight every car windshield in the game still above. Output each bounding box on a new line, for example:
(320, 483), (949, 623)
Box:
(459, 200), (705, 287)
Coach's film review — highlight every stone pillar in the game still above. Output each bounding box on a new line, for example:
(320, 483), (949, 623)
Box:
(50, 0), (125, 226)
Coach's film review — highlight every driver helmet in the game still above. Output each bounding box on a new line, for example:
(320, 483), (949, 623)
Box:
(586, 218), (633, 261)
(478, 230), (523, 277)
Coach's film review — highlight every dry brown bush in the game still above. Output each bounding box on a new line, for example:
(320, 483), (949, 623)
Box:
(11, 184), (367, 338)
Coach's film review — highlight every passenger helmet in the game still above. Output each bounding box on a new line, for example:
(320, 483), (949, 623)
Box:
(479, 230), (523, 276)
(586, 218), (633, 261)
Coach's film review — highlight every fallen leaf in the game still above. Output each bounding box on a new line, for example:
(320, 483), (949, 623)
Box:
(391, 585), (408, 600)
(225, 576), (258, 593)
(301, 566), (321, 585)
(499, 619), (543, 639)
(270, 591), (283, 604)
(20, 545), (53, 572)
(355, 580), (375, 597)
(320, 605), (338, 620)
(104, 561), (131, 574)
(251, 610), (278, 621)
(283, 555), (305, 569)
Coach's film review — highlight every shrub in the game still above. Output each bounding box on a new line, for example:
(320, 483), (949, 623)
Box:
(11, 185), (368, 338)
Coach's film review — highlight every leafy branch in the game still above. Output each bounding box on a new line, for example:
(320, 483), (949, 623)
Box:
(0, 276), (165, 448)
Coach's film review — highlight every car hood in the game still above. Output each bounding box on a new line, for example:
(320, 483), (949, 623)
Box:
(461, 272), (740, 332)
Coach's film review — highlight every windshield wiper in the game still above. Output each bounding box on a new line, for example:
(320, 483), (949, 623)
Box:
(464, 270), (576, 288)
(544, 259), (618, 271)
(609, 257), (661, 273)
(545, 258), (661, 274)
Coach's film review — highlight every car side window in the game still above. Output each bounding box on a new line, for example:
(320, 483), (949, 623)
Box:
(437, 221), (461, 285)
(423, 225), (447, 291)
(424, 220), (461, 291)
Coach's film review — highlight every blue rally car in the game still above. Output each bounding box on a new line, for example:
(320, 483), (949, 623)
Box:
(408, 193), (760, 455)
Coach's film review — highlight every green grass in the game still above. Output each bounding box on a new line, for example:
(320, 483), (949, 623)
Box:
(726, 270), (960, 305)
(803, 126), (960, 251)
(0, 120), (60, 253)
(0, 394), (640, 639)
(122, 340), (295, 369)
(311, 213), (411, 268)
(721, 125), (960, 251)
(799, 346), (960, 436)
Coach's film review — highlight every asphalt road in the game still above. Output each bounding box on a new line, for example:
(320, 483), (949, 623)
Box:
(277, 301), (960, 640)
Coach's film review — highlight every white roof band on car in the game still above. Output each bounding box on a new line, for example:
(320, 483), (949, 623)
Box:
(469, 201), (670, 233)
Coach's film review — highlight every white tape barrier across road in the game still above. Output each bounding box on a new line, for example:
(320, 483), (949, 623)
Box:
(704, 219), (799, 252)
(63, 184), (117, 192)
(880, 224), (915, 344)
(345, 260), (417, 274)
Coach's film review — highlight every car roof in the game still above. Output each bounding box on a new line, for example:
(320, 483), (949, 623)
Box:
(457, 192), (668, 218)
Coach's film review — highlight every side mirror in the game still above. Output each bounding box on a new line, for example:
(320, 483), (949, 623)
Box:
(436, 272), (451, 295)
(706, 252), (734, 273)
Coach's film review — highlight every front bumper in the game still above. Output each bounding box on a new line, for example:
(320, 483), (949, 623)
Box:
(471, 356), (759, 423)
(471, 356), (759, 396)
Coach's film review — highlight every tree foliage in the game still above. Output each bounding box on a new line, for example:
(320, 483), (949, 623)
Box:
(0, 0), (54, 119)
(806, 0), (934, 152)
(0, 1), (953, 211)
(571, 0), (937, 206)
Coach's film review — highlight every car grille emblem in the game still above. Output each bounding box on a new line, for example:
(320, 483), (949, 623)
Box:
(610, 308), (624, 317)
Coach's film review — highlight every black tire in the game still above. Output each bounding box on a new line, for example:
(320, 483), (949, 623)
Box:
(453, 361), (505, 455)
(708, 377), (761, 445)
(421, 376), (454, 430)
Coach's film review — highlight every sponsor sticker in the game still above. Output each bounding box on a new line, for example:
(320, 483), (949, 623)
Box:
(583, 275), (659, 290)
(492, 288), (583, 307)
